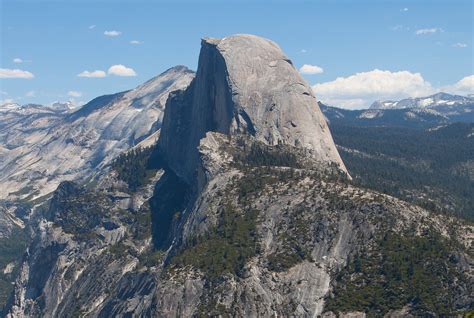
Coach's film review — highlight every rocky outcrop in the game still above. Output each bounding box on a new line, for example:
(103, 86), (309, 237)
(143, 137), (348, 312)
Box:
(158, 34), (347, 185)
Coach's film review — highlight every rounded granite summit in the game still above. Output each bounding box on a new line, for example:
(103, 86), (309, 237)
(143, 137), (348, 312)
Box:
(159, 34), (348, 182)
(209, 35), (344, 162)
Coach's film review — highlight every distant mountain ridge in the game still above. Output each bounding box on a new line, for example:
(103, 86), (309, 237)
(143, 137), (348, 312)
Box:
(0, 66), (194, 201)
(321, 92), (474, 128)
(370, 92), (473, 109)
(0, 101), (75, 114)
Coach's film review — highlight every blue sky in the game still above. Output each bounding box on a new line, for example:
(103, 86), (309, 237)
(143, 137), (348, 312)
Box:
(1, 0), (473, 109)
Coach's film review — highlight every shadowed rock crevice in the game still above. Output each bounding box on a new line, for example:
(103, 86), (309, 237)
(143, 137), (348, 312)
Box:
(25, 242), (67, 303)
(150, 170), (191, 250)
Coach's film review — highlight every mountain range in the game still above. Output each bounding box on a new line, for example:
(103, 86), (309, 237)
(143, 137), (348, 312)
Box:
(370, 92), (474, 110)
(321, 93), (474, 129)
(0, 35), (472, 317)
(0, 66), (194, 203)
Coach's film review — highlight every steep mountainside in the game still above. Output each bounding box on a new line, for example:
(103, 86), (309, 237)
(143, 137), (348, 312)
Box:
(332, 123), (474, 221)
(0, 66), (194, 202)
(320, 100), (474, 221)
(0, 66), (194, 311)
(3, 35), (473, 317)
(5, 133), (472, 317)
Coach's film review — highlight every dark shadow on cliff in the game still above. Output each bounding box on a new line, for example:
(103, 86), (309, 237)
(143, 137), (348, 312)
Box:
(149, 170), (191, 250)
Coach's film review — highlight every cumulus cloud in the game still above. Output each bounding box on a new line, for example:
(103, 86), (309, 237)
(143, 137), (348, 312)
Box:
(77, 70), (107, 78)
(108, 64), (137, 76)
(312, 69), (434, 109)
(299, 64), (324, 75)
(104, 30), (121, 37)
(441, 75), (474, 96)
(0, 68), (34, 79)
(415, 28), (443, 35)
(25, 90), (35, 97)
(68, 90), (82, 97)
(312, 70), (474, 109)
(452, 42), (468, 48)
(130, 40), (143, 45)
(78, 65), (137, 77)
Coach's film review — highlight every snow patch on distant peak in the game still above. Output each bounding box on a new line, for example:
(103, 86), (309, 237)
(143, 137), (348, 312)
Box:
(358, 110), (384, 119)
(417, 98), (433, 107)
(0, 102), (20, 112)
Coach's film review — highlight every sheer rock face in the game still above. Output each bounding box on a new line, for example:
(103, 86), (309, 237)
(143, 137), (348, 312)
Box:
(158, 34), (347, 184)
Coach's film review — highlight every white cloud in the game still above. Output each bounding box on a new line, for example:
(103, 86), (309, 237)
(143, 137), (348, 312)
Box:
(130, 40), (143, 45)
(0, 98), (15, 105)
(452, 42), (468, 48)
(78, 65), (137, 77)
(13, 58), (31, 63)
(415, 28), (443, 35)
(68, 90), (82, 97)
(77, 70), (107, 78)
(25, 90), (35, 97)
(402, 7), (408, 11)
(299, 64), (324, 75)
(89, 25), (96, 29)
(441, 75), (474, 95)
(312, 69), (434, 109)
(108, 64), (137, 77)
(0, 68), (34, 79)
(0, 91), (7, 95)
(390, 25), (409, 31)
(104, 30), (121, 37)
(300, 49), (307, 53)
(312, 70), (474, 109)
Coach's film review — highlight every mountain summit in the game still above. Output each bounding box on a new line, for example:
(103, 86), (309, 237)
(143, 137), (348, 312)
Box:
(158, 34), (347, 184)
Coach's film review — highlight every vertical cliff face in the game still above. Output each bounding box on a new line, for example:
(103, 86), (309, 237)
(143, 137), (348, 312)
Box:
(158, 34), (347, 184)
